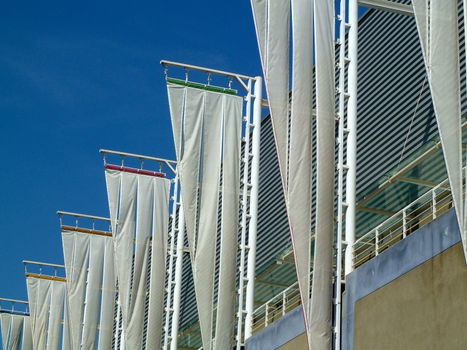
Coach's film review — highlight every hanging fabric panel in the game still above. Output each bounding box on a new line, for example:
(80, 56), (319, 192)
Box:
(1, 314), (8, 349)
(413, 0), (465, 260)
(195, 89), (223, 349)
(167, 84), (243, 349)
(61, 304), (71, 350)
(252, 0), (290, 183)
(22, 316), (33, 350)
(146, 179), (170, 350)
(62, 230), (116, 350)
(0, 313), (24, 350)
(288, 0), (314, 338)
(169, 85), (204, 253)
(27, 277), (50, 350)
(215, 94), (242, 349)
(309, 0), (335, 348)
(27, 277), (67, 350)
(81, 236), (105, 349)
(9, 315), (24, 350)
(98, 237), (116, 349)
(46, 281), (66, 350)
(62, 232), (89, 350)
(126, 175), (152, 349)
(105, 169), (171, 349)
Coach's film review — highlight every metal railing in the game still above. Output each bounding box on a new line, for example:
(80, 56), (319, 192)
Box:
(251, 280), (302, 334)
(353, 176), (454, 268)
(250, 172), (458, 335)
(0, 298), (29, 316)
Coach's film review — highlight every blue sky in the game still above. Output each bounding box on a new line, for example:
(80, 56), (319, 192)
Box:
(0, 0), (261, 300)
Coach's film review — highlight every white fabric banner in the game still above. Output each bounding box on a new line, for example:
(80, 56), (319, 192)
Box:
(62, 229), (116, 350)
(98, 237), (116, 350)
(215, 93), (242, 349)
(146, 178), (170, 350)
(27, 277), (67, 350)
(252, 0), (336, 348)
(62, 232), (89, 350)
(1, 314), (9, 349)
(0, 313), (25, 350)
(22, 316), (33, 350)
(252, 0), (290, 183)
(309, 0), (336, 348)
(289, 0), (314, 337)
(413, 0), (465, 260)
(168, 84), (243, 349)
(105, 169), (170, 349)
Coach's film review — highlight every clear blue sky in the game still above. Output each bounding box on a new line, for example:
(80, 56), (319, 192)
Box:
(0, 0), (261, 300)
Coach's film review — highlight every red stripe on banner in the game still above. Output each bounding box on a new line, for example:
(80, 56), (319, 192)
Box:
(105, 164), (166, 178)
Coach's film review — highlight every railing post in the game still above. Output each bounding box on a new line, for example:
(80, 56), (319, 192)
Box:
(265, 304), (269, 327)
(375, 229), (379, 256)
(282, 291), (286, 316)
(402, 209), (407, 238)
(432, 189), (437, 219)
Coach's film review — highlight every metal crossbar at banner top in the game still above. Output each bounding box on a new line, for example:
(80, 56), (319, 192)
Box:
(22, 260), (66, 279)
(166, 77), (238, 95)
(104, 164), (166, 178)
(0, 298), (29, 316)
(100, 149), (177, 175)
(57, 211), (110, 222)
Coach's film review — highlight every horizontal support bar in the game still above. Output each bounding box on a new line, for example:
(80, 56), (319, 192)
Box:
(61, 225), (112, 237)
(0, 298), (28, 305)
(57, 211), (110, 222)
(25, 273), (66, 283)
(105, 164), (166, 178)
(161, 60), (255, 81)
(100, 149), (177, 174)
(167, 77), (237, 95)
(100, 149), (176, 165)
(358, 0), (414, 16)
(22, 260), (64, 269)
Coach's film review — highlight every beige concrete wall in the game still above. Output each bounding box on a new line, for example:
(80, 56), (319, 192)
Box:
(354, 243), (467, 350)
(278, 333), (308, 350)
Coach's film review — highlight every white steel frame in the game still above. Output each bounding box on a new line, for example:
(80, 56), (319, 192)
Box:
(335, 0), (358, 349)
(160, 60), (263, 349)
(99, 149), (179, 350)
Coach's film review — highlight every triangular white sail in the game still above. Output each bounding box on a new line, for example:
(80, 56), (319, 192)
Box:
(309, 0), (336, 348)
(251, 0), (335, 347)
(105, 170), (170, 349)
(288, 0), (314, 337)
(412, 0), (465, 261)
(167, 84), (242, 349)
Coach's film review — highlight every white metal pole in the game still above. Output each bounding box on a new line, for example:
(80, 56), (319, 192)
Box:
(244, 76), (262, 339)
(164, 179), (178, 349)
(236, 79), (253, 350)
(345, 0), (358, 275)
(335, 0), (348, 348)
(170, 202), (185, 350)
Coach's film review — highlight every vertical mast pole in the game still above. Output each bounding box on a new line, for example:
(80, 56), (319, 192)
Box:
(335, 0), (348, 348)
(345, 0), (358, 275)
(244, 76), (262, 340)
